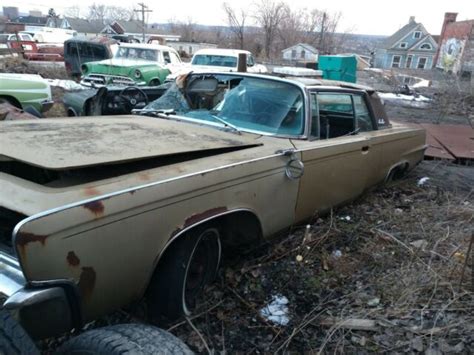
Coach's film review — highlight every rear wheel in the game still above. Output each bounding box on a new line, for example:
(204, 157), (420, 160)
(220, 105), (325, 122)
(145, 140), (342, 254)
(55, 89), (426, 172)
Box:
(57, 323), (192, 354)
(147, 225), (221, 324)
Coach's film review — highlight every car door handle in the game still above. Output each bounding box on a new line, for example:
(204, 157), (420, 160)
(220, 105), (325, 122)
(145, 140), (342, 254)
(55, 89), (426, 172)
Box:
(361, 146), (370, 153)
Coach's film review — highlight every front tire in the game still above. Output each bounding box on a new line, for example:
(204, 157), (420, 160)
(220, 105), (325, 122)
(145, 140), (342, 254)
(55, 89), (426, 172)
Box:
(0, 309), (39, 355)
(148, 79), (161, 86)
(57, 323), (192, 354)
(147, 225), (221, 324)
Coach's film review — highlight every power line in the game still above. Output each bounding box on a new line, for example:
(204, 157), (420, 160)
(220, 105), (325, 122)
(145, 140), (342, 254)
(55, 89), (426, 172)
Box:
(134, 3), (152, 43)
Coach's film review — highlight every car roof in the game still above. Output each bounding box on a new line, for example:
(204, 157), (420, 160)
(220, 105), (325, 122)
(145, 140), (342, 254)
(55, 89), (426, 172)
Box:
(287, 77), (375, 92)
(119, 43), (177, 51)
(193, 48), (252, 57)
(185, 71), (374, 92)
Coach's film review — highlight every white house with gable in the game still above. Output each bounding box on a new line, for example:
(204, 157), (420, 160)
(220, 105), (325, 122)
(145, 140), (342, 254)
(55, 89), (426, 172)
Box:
(282, 43), (319, 62)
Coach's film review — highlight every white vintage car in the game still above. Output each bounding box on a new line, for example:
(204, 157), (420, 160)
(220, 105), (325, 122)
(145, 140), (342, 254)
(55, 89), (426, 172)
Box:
(190, 48), (268, 73)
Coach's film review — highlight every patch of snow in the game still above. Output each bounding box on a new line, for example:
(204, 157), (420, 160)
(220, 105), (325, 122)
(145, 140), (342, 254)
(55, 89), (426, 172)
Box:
(364, 68), (384, 73)
(331, 250), (342, 259)
(417, 177), (430, 186)
(46, 79), (86, 91)
(340, 216), (351, 221)
(412, 79), (430, 88)
(378, 92), (431, 102)
(260, 295), (289, 326)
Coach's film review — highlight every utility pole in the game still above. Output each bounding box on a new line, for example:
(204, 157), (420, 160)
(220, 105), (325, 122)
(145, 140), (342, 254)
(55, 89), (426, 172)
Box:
(134, 3), (152, 43)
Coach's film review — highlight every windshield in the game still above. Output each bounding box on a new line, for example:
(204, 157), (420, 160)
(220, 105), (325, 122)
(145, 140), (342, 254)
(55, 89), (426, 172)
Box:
(143, 74), (305, 136)
(192, 55), (238, 68)
(115, 47), (158, 61)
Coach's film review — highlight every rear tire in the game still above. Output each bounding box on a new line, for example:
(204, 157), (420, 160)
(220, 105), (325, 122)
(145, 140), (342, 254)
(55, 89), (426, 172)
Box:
(57, 323), (192, 354)
(0, 309), (39, 355)
(147, 225), (221, 325)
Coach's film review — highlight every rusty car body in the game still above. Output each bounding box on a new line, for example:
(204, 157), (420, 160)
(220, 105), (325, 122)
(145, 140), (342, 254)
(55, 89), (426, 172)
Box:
(0, 72), (426, 340)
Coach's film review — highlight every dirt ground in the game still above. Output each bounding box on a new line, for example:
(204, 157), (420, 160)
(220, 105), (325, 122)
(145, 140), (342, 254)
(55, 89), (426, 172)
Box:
(357, 69), (473, 126)
(41, 160), (472, 354)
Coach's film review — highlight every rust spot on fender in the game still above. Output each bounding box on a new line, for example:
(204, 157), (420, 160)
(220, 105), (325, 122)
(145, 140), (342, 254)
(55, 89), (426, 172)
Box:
(78, 267), (96, 300)
(83, 201), (104, 217)
(83, 186), (100, 196)
(16, 232), (48, 247)
(183, 207), (228, 229)
(67, 251), (80, 267)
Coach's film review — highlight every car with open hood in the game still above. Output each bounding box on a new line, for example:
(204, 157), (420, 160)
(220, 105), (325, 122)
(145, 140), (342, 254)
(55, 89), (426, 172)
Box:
(80, 43), (182, 87)
(0, 72), (426, 349)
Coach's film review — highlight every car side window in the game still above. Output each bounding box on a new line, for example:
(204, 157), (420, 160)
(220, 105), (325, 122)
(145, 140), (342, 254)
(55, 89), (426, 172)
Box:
(247, 55), (255, 67)
(163, 51), (171, 64)
(312, 92), (375, 139)
(317, 93), (355, 139)
(353, 95), (375, 132)
(170, 52), (181, 63)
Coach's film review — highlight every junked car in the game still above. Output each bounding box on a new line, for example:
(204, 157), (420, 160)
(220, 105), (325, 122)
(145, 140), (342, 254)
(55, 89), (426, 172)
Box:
(0, 73), (53, 115)
(80, 43), (182, 87)
(63, 85), (167, 116)
(64, 37), (118, 78)
(0, 72), (426, 351)
(191, 48), (268, 73)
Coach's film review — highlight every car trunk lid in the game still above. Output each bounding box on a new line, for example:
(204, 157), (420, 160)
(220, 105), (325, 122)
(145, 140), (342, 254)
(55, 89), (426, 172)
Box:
(0, 116), (261, 170)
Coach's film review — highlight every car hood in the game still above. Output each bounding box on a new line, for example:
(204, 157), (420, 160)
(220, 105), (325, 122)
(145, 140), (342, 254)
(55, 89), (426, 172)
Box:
(0, 116), (260, 170)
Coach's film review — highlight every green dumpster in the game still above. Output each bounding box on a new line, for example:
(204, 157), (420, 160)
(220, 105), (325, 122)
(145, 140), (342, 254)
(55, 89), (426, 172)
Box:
(318, 55), (357, 83)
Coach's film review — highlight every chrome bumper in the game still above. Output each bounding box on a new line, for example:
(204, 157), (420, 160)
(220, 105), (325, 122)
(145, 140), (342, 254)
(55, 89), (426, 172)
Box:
(41, 99), (55, 113)
(0, 251), (25, 298)
(0, 251), (76, 339)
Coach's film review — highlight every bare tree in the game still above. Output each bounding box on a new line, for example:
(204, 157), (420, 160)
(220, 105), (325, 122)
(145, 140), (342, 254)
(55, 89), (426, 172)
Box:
(107, 6), (136, 22)
(277, 5), (306, 49)
(87, 3), (107, 23)
(167, 17), (199, 42)
(304, 10), (342, 54)
(222, 2), (247, 49)
(86, 4), (136, 23)
(64, 6), (81, 18)
(279, 8), (344, 54)
(253, 0), (285, 59)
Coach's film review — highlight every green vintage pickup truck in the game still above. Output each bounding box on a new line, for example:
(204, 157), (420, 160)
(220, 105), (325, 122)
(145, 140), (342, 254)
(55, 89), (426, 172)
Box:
(80, 43), (182, 87)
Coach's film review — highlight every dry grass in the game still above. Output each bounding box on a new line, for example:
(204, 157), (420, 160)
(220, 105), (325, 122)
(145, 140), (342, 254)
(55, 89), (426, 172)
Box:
(167, 161), (473, 353)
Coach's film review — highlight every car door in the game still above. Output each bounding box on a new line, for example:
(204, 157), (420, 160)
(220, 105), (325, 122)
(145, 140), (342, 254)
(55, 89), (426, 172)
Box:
(291, 90), (381, 222)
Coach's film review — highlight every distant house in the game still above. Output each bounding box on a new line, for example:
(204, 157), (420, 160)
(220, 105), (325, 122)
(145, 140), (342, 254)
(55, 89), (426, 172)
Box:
(374, 17), (438, 70)
(435, 12), (474, 76)
(59, 17), (105, 37)
(282, 43), (319, 62)
(11, 15), (47, 27)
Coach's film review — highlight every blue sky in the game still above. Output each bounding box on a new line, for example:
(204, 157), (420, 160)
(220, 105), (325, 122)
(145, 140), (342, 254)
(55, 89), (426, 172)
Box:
(7, 0), (474, 35)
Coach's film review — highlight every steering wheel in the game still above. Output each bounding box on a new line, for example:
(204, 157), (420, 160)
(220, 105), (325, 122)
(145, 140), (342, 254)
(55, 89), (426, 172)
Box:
(119, 86), (149, 111)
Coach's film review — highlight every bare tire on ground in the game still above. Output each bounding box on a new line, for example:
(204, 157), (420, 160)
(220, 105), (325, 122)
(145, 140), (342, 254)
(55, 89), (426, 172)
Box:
(147, 225), (221, 325)
(0, 309), (39, 355)
(57, 323), (192, 354)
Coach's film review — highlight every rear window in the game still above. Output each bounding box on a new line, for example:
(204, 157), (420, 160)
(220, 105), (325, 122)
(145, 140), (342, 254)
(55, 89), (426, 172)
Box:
(66, 42), (107, 59)
(192, 55), (237, 68)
